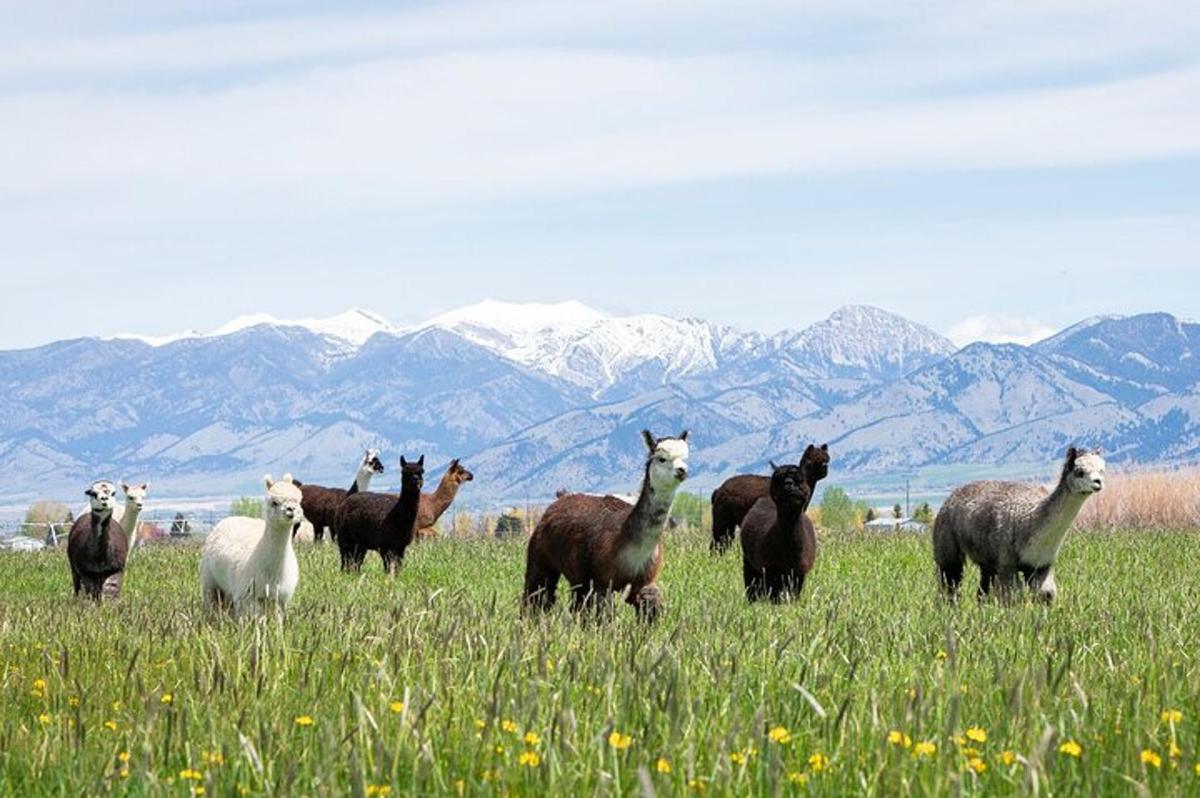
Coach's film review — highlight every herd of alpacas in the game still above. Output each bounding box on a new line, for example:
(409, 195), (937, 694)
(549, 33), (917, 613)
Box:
(65, 433), (1106, 619)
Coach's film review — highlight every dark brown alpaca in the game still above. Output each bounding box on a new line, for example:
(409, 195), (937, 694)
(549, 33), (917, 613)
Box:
(67, 480), (129, 601)
(298, 449), (385, 541)
(334, 455), (424, 575)
(710, 443), (829, 552)
(413, 459), (474, 539)
(522, 430), (689, 622)
(740, 463), (816, 602)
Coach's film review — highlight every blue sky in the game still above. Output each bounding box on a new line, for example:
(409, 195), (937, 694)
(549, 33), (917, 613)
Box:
(1, 0), (1198, 349)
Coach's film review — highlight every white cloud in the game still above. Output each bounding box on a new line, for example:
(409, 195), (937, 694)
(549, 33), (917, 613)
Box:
(947, 315), (1058, 347)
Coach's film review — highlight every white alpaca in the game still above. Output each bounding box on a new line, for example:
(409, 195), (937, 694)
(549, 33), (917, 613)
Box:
(200, 474), (302, 616)
(118, 482), (149, 552)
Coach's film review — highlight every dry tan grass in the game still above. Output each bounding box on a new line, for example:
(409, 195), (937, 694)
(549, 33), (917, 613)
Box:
(1076, 468), (1200, 531)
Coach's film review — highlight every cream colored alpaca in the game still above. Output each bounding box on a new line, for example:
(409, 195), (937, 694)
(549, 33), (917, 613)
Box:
(200, 475), (302, 617)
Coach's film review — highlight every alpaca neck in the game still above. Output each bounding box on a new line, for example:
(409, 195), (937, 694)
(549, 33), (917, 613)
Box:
(1020, 479), (1089, 567)
(123, 501), (141, 546)
(621, 472), (679, 547)
(771, 500), (806, 543)
(258, 517), (296, 555)
(348, 468), (376, 495)
(425, 475), (461, 522)
(801, 471), (822, 511)
(386, 482), (422, 536)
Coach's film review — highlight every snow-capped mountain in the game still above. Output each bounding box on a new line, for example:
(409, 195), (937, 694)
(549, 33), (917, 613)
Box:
(1, 302), (1197, 506)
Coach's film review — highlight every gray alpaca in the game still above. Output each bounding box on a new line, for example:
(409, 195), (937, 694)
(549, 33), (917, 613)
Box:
(933, 446), (1105, 602)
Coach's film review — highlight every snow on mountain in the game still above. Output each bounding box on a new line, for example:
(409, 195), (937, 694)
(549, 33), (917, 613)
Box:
(109, 308), (395, 349)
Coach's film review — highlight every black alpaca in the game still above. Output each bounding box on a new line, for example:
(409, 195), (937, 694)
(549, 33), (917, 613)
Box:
(711, 443), (829, 553)
(333, 456), (424, 575)
(739, 463), (816, 602)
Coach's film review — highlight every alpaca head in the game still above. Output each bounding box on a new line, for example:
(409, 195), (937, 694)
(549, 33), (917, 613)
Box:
(263, 474), (304, 525)
(84, 480), (118, 515)
(800, 443), (830, 483)
(446, 458), (474, 485)
(1062, 446), (1105, 495)
(399, 455), (425, 494)
(120, 481), (150, 511)
(642, 430), (689, 491)
(358, 449), (386, 479)
(768, 461), (810, 509)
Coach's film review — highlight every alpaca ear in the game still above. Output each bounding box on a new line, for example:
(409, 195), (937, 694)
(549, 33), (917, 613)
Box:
(417, 455), (425, 466)
(678, 430), (689, 442)
(400, 456), (407, 467)
(85, 488), (96, 498)
(1065, 446), (1079, 464)
(450, 458), (460, 469)
(281, 473), (294, 484)
(264, 475), (275, 490)
(820, 443), (829, 452)
(769, 460), (779, 471)
(121, 481), (130, 493)
(642, 430), (657, 451)
(141, 482), (149, 491)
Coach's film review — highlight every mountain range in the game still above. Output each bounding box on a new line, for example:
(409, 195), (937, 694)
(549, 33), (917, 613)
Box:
(1, 301), (1198, 508)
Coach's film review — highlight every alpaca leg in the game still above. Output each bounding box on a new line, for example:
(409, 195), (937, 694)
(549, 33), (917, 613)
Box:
(627, 584), (664, 622)
(711, 507), (735, 554)
(71, 569), (81, 597)
(977, 565), (996, 602)
(1026, 566), (1057, 603)
(933, 525), (965, 600)
(521, 550), (559, 613)
(380, 549), (403, 576)
(743, 561), (765, 602)
(994, 569), (1022, 604)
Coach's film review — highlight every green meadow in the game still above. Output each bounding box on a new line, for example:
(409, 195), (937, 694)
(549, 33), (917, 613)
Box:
(1, 527), (1198, 796)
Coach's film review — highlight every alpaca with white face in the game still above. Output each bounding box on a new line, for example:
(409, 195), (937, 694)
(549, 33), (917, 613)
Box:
(933, 447), (1106, 603)
(67, 480), (129, 601)
(119, 482), (150, 551)
(522, 430), (689, 622)
(298, 449), (385, 542)
(201, 474), (303, 617)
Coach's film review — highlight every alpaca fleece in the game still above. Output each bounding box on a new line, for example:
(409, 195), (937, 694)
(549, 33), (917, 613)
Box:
(740, 464), (816, 602)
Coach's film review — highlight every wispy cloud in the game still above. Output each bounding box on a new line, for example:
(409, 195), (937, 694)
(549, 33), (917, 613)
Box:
(947, 315), (1058, 347)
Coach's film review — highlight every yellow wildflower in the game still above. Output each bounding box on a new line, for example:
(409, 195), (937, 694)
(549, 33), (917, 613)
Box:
(609, 731), (632, 750)
(494, 745), (505, 755)
(913, 741), (937, 758)
(788, 772), (808, 785)
(365, 787), (392, 797)
(38, 713), (51, 725)
(118, 752), (130, 763)
(119, 768), (130, 779)
(656, 758), (671, 773)
(389, 701), (404, 714)
(768, 726), (791, 745)
(160, 693), (173, 705)
(68, 696), (80, 707)
(518, 751), (541, 768)
(545, 657), (556, 671)
(474, 719), (486, 729)
(481, 770), (499, 782)
(1141, 750), (1162, 769)
(966, 727), (987, 744)
(967, 757), (987, 774)
(1169, 743), (1182, 759)
(808, 752), (829, 772)
(112, 700), (123, 711)
(294, 715), (315, 727)
(104, 720), (118, 731)
(1059, 740), (1082, 758)
(32, 678), (47, 692)
(201, 751), (224, 766)
(730, 751), (747, 765)
(962, 747), (982, 757)
(193, 788), (206, 796)
(688, 778), (707, 791)
(523, 731), (540, 746)
(935, 649), (948, 660)
(888, 730), (912, 748)
(501, 719), (518, 733)
(179, 769), (203, 780)
(1161, 709), (1183, 724)
(1194, 763), (1200, 775)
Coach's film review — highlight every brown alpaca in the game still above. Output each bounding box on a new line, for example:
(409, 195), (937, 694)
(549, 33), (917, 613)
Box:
(298, 449), (384, 541)
(334, 456), (424, 575)
(710, 443), (829, 553)
(67, 480), (129, 601)
(413, 459), (474, 539)
(740, 463), (816, 602)
(522, 430), (689, 622)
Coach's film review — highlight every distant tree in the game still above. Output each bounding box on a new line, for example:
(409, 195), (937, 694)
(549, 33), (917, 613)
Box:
(913, 502), (935, 525)
(495, 511), (523, 539)
(865, 507), (878, 522)
(893, 503), (903, 519)
(230, 497), (262, 518)
(819, 487), (860, 532)
(24, 501), (73, 543)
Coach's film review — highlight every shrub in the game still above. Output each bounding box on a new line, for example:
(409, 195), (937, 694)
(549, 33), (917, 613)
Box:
(230, 497), (263, 519)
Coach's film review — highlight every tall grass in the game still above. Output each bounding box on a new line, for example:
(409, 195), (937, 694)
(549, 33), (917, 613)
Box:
(1076, 469), (1200, 531)
(1, 525), (1199, 795)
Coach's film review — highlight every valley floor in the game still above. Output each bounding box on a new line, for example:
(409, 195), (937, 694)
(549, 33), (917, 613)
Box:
(1, 528), (1198, 796)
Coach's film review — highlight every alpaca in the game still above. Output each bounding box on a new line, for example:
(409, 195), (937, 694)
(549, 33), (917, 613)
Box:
(334, 455), (425, 574)
(933, 447), (1105, 603)
(711, 444), (829, 553)
(200, 474), (303, 616)
(414, 458), (474, 539)
(119, 482), (150, 552)
(298, 449), (385, 541)
(522, 430), (689, 622)
(67, 480), (129, 601)
(740, 463), (817, 602)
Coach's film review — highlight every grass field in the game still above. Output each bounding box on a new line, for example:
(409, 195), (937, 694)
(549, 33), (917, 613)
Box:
(2, 527), (1198, 796)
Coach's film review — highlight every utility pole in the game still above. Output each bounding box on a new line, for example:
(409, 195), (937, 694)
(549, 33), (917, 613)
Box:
(905, 478), (911, 519)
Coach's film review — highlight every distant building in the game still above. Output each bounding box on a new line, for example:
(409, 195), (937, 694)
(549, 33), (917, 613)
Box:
(865, 516), (928, 533)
